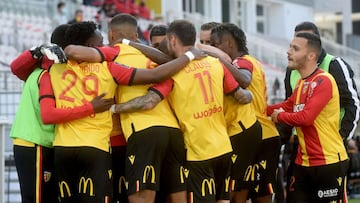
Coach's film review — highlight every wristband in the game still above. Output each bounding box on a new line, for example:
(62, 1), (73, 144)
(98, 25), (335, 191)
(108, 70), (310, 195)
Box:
(184, 51), (195, 61)
(110, 104), (116, 113)
(122, 39), (130, 45)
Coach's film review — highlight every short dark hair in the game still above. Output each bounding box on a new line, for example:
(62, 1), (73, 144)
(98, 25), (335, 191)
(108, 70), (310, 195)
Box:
(150, 24), (168, 40)
(211, 23), (248, 54)
(51, 24), (70, 49)
(296, 32), (322, 57)
(200, 22), (220, 31)
(167, 20), (196, 46)
(294, 21), (320, 37)
(109, 14), (137, 28)
(65, 21), (97, 45)
(57, 2), (65, 9)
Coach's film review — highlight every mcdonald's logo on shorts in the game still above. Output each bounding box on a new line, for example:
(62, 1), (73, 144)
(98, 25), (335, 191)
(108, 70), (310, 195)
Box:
(78, 177), (94, 196)
(143, 165), (155, 183)
(59, 181), (71, 198)
(201, 178), (215, 196)
(244, 164), (259, 182)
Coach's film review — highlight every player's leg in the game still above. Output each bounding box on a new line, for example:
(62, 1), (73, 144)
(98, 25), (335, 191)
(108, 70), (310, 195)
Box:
(77, 147), (113, 203)
(13, 145), (36, 203)
(161, 127), (187, 203)
(126, 127), (169, 203)
(230, 121), (262, 203)
(250, 136), (281, 203)
(111, 145), (128, 203)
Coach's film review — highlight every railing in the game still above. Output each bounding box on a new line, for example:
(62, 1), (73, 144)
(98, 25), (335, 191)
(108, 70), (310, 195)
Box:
(0, 117), (10, 203)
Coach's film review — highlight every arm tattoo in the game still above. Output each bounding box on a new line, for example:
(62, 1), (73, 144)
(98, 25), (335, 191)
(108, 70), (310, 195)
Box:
(114, 91), (162, 113)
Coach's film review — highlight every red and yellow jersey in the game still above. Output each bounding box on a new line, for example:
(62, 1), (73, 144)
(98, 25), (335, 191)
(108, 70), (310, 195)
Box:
(50, 60), (117, 152)
(234, 55), (279, 139)
(152, 56), (237, 161)
(113, 43), (179, 140)
(267, 69), (348, 166)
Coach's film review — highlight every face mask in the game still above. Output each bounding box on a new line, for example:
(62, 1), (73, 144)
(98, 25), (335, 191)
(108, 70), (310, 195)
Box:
(60, 7), (67, 15)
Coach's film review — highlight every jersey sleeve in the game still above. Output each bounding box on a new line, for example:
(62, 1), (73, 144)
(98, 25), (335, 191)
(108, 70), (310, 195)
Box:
(149, 79), (174, 99)
(222, 65), (240, 94)
(233, 57), (254, 73)
(329, 58), (360, 139)
(96, 46), (120, 61)
(39, 71), (94, 124)
(278, 75), (333, 126)
(10, 50), (39, 81)
(284, 68), (293, 99)
(107, 62), (137, 85)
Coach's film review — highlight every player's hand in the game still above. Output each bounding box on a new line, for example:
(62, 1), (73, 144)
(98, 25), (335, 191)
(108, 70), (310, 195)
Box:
(196, 43), (232, 63)
(189, 47), (207, 60)
(271, 108), (284, 123)
(90, 93), (115, 113)
(40, 43), (67, 63)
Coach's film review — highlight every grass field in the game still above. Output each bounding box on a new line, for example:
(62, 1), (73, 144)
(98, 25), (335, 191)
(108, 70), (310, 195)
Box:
(350, 198), (360, 203)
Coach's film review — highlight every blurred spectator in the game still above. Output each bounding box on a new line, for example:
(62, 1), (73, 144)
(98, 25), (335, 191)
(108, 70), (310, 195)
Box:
(138, 0), (150, 19)
(272, 77), (280, 96)
(53, 2), (68, 26)
(137, 26), (148, 45)
(142, 24), (153, 43)
(68, 9), (84, 24)
(83, 0), (93, 6)
(348, 137), (360, 179)
(129, 0), (139, 16)
(114, 0), (131, 14)
(102, 2), (118, 17)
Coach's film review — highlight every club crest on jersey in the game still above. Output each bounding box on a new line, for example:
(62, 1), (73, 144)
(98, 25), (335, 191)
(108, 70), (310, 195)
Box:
(308, 81), (317, 98)
(44, 171), (52, 182)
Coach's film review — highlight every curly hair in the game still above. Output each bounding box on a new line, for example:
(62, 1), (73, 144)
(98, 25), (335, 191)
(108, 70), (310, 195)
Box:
(211, 23), (248, 54)
(65, 21), (97, 45)
(51, 24), (70, 49)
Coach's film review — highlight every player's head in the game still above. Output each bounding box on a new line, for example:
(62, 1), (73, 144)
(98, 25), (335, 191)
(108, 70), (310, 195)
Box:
(149, 24), (168, 48)
(166, 20), (196, 57)
(65, 21), (104, 47)
(287, 32), (321, 70)
(294, 21), (320, 37)
(108, 14), (138, 44)
(51, 24), (71, 49)
(210, 23), (248, 55)
(296, 32), (321, 58)
(200, 21), (220, 45)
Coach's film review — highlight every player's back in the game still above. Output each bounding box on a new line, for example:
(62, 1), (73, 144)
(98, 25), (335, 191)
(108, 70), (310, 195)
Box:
(168, 56), (232, 161)
(113, 43), (180, 140)
(50, 60), (117, 152)
(243, 55), (279, 139)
